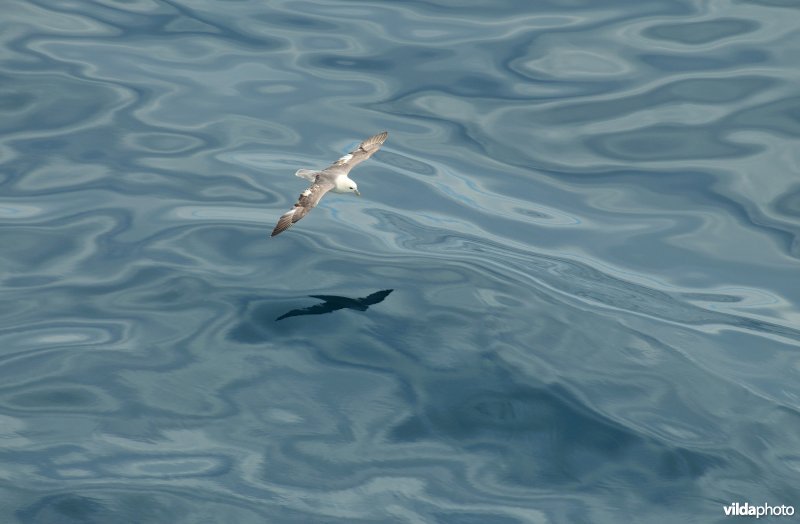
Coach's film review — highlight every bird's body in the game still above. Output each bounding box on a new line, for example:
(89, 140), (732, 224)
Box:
(271, 131), (388, 237)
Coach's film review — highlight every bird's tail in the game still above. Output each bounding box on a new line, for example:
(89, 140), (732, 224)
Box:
(295, 169), (319, 181)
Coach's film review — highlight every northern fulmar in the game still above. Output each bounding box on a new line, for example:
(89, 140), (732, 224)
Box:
(271, 131), (389, 237)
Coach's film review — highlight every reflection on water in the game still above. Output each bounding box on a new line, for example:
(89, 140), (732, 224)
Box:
(2, 0), (800, 522)
(276, 289), (393, 321)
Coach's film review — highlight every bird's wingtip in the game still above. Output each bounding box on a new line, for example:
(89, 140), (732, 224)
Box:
(361, 131), (389, 149)
(271, 208), (296, 237)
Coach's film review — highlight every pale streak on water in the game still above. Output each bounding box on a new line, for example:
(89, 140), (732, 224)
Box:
(1, 0), (799, 522)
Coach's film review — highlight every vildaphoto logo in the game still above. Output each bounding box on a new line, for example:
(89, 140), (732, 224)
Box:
(723, 502), (794, 518)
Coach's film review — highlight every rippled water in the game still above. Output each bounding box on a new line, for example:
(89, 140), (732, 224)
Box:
(2, 0), (800, 522)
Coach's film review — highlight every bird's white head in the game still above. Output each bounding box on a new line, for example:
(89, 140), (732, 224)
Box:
(334, 175), (360, 196)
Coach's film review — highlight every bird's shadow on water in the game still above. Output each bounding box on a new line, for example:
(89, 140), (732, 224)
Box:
(227, 289), (393, 342)
(275, 289), (393, 321)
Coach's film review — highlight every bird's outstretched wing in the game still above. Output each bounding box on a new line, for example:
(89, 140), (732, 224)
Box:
(271, 177), (334, 237)
(275, 302), (337, 321)
(326, 131), (388, 173)
(360, 289), (393, 305)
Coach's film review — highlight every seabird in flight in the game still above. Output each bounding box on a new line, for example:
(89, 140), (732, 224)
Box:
(271, 131), (388, 237)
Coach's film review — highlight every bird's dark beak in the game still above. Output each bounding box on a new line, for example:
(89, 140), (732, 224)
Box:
(354, 190), (361, 197)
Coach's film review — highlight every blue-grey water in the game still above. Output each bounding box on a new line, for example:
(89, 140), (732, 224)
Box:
(2, 0), (799, 523)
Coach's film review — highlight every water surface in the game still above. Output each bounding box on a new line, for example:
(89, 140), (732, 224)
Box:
(2, 0), (800, 522)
